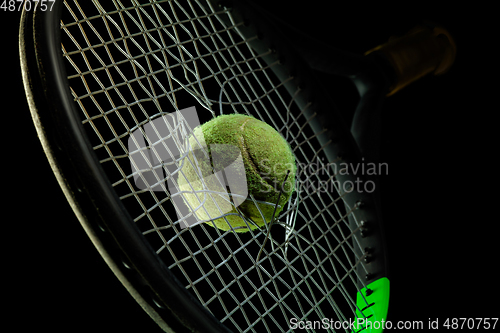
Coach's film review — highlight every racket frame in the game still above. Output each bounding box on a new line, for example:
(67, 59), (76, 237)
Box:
(20, 0), (392, 332)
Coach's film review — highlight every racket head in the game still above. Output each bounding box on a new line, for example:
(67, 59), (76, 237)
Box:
(20, 1), (389, 332)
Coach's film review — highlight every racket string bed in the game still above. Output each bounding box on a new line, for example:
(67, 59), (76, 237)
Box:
(60, 1), (370, 332)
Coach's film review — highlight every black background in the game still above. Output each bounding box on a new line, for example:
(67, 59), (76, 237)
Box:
(4, 0), (496, 332)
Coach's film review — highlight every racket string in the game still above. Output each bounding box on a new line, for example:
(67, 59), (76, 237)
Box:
(60, 1), (369, 332)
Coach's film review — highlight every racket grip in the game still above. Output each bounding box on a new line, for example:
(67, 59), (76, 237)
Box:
(365, 23), (456, 96)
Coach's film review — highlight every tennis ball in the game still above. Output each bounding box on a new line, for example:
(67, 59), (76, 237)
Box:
(177, 114), (296, 233)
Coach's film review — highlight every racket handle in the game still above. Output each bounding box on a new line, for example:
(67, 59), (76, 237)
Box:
(365, 23), (456, 96)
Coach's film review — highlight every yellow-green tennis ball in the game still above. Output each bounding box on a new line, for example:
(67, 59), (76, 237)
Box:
(177, 114), (296, 233)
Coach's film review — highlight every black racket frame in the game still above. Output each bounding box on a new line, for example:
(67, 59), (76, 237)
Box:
(20, 0), (392, 332)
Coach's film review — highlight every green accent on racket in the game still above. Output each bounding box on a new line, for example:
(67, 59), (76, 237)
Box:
(354, 277), (390, 332)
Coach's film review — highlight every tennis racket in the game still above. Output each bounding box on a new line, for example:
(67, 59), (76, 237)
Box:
(20, 0), (455, 332)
